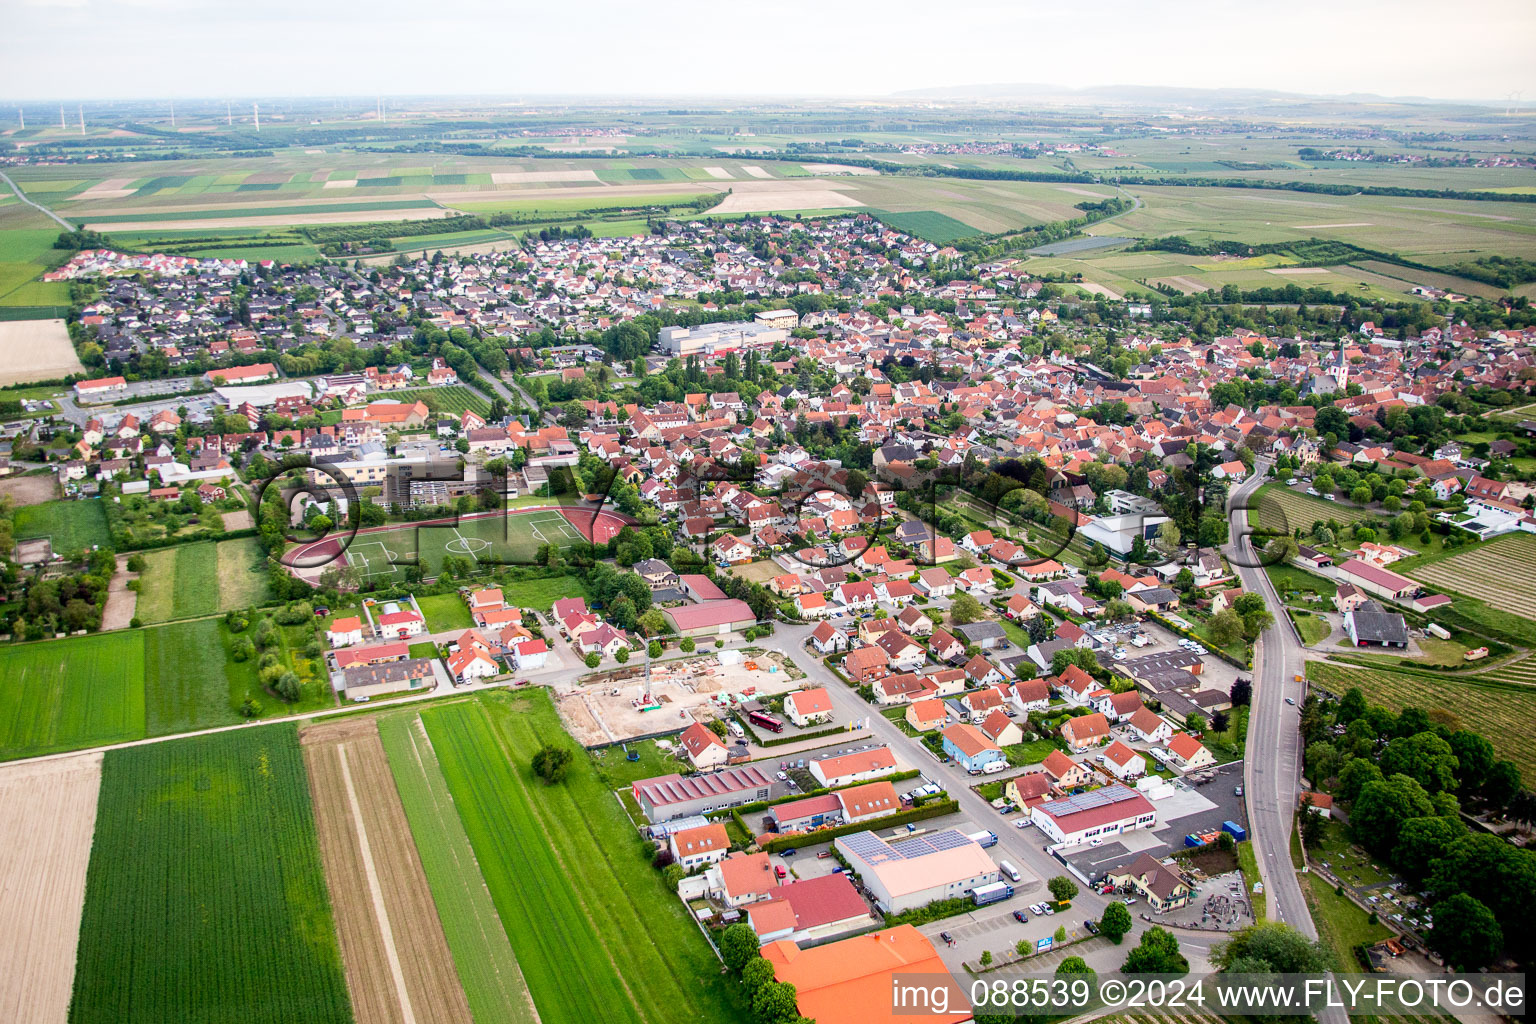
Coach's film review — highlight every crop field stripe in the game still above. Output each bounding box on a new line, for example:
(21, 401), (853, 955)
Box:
(79, 200), (441, 224)
(378, 713), (539, 1024)
(70, 727), (352, 1024)
(1406, 533), (1536, 619)
(169, 541), (219, 619)
(0, 631), (146, 761)
(423, 702), (642, 1024)
(134, 547), (177, 623)
(419, 693), (739, 1024)
(142, 619), (248, 736)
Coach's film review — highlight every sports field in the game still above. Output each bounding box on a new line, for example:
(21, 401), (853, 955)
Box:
(417, 691), (741, 1024)
(289, 506), (631, 582)
(12, 498), (112, 555)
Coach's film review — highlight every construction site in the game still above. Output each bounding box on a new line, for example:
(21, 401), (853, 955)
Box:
(555, 649), (805, 747)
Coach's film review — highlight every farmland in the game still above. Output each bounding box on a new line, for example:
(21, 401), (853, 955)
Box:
(0, 631), (145, 760)
(1249, 483), (1374, 537)
(419, 691), (742, 1024)
(1307, 661), (1536, 781)
(301, 718), (472, 1024)
(0, 752), (102, 1024)
(141, 618), (265, 734)
(0, 319), (85, 385)
(135, 537), (271, 624)
(1405, 532), (1536, 620)
(70, 727), (352, 1024)
(12, 498), (112, 555)
(378, 712), (539, 1024)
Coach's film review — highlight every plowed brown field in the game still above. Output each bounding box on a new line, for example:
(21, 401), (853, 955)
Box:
(302, 718), (472, 1024)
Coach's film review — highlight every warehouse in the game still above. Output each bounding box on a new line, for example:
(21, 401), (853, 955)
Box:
(1030, 784), (1157, 846)
(662, 599), (758, 637)
(834, 828), (1001, 913)
(658, 320), (787, 356)
(632, 766), (776, 822)
(1335, 558), (1421, 603)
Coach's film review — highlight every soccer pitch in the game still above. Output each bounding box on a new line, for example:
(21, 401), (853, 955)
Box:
(295, 507), (617, 582)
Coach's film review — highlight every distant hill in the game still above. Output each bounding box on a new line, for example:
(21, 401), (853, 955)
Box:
(889, 82), (1496, 111)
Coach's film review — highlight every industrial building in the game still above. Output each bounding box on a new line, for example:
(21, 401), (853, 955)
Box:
(658, 320), (787, 356)
(834, 828), (1000, 913)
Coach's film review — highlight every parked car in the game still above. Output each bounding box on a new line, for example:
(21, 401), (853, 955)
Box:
(1085, 920), (1099, 934)
(776, 771), (788, 780)
(939, 931), (955, 947)
(1285, 697), (1296, 706)
(780, 848), (796, 858)
(817, 850), (832, 859)
(1013, 910), (1029, 923)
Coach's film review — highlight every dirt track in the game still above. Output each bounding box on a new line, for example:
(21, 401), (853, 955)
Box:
(302, 718), (472, 1024)
(0, 752), (103, 1024)
(100, 554), (137, 630)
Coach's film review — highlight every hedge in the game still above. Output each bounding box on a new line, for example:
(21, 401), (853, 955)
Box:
(884, 895), (978, 928)
(757, 798), (960, 853)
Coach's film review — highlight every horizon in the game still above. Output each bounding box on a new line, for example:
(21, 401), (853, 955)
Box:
(5, 0), (1535, 105)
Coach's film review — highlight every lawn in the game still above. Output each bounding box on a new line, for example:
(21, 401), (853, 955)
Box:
(169, 541), (219, 619)
(1236, 840), (1267, 921)
(416, 592), (472, 632)
(1290, 609), (1331, 646)
(1304, 872), (1391, 971)
(0, 630), (146, 760)
(500, 574), (590, 612)
(1003, 737), (1061, 767)
(134, 547), (178, 623)
(589, 736), (685, 790)
(378, 711), (539, 1024)
(1307, 661), (1536, 782)
(419, 691), (744, 1024)
(1265, 563), (1337, 606)
(12, 498), (111, 554)
(216, 536), (271, 609)
(70, 727), (351, 1024)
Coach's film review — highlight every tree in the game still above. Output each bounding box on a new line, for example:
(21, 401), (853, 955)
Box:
(1428, 893), (1503, 970)
(616, 647), (630, 664)
(1351, 774), (1434, 855)
(1122, 926), (1188, 974)
(1207, 607), (1244, 647)
(274, 671), (301, 702)
(1099, 901), (1133, 944)
(1483, 760), (1523, 807)
(1448, 731), (1495, 793)
(680, 636), (696, 653)
(1393, 816), (1466, 885)
(1056, 956), (1094, 978)
(1337, 687), (1367, 724)
(1212, 921), (1335, 973)
(949, 593), (986, 626)
(979, 950), (992, 967)
(531, 744), (573, 784)
(1230, 677), (1251, 706)
(741, 956), (776, 992)
(1380, 731), (1459, 793)
(1047, 876), (1079, 902)
(1051, 647), (1100, 677)
(752, 980), (799, 1024)
(648, 640), (663, 659)
(1336, 757), (1383, 803)
(721, 923), (761, 972)
(584, 652), (601, 668)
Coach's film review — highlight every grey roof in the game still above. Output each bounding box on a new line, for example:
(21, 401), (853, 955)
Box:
(1348, 601), (1410, 645)
(1134, 587), (1179, 605)
(957, 621), (1006, 643)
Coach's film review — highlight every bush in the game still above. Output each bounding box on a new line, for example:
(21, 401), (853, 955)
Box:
(273, 601), (313, 625)
(531, 744), (573, 784)
(273, 671), (301, 702)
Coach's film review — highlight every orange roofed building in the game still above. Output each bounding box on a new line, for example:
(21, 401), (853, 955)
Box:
(762, 924), (972, 1024)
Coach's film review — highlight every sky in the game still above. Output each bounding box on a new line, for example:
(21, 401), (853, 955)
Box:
(4, 0), (1535, 104)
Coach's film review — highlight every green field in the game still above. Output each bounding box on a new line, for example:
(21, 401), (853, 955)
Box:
(135, 537), (273, 624)
(419, 691), (741, 1024)
(0, 631), (146, 759)
(378, 712), (539, 1024)
(499, 575), (590, 612)
(13, 498), (112, 554)
(1307, 661), (1536, 782)
(78, 199), (441, 224)
(1303, 872), (1392, 971)
(142, 618), (273, 734)
(415, 592), (473, 632)
(866, 208), (978, 242)
(1250, 483), (1374, 537)
(372, 385), (491, 418)
(71, 727), (352, 1024)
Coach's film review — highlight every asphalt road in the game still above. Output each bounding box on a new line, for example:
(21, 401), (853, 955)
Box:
(0, 169), (74, 231)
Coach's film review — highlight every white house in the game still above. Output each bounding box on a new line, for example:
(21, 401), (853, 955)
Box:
(783, 687), (834, 728)
(1101, 740), (1146, 781)
(327, 615), (364, 648)
(1127, 707), (1173, 745)
(511, 637), (549, 672)
(669, 823), (731, 870)
(1030, 784), (1157, 846)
